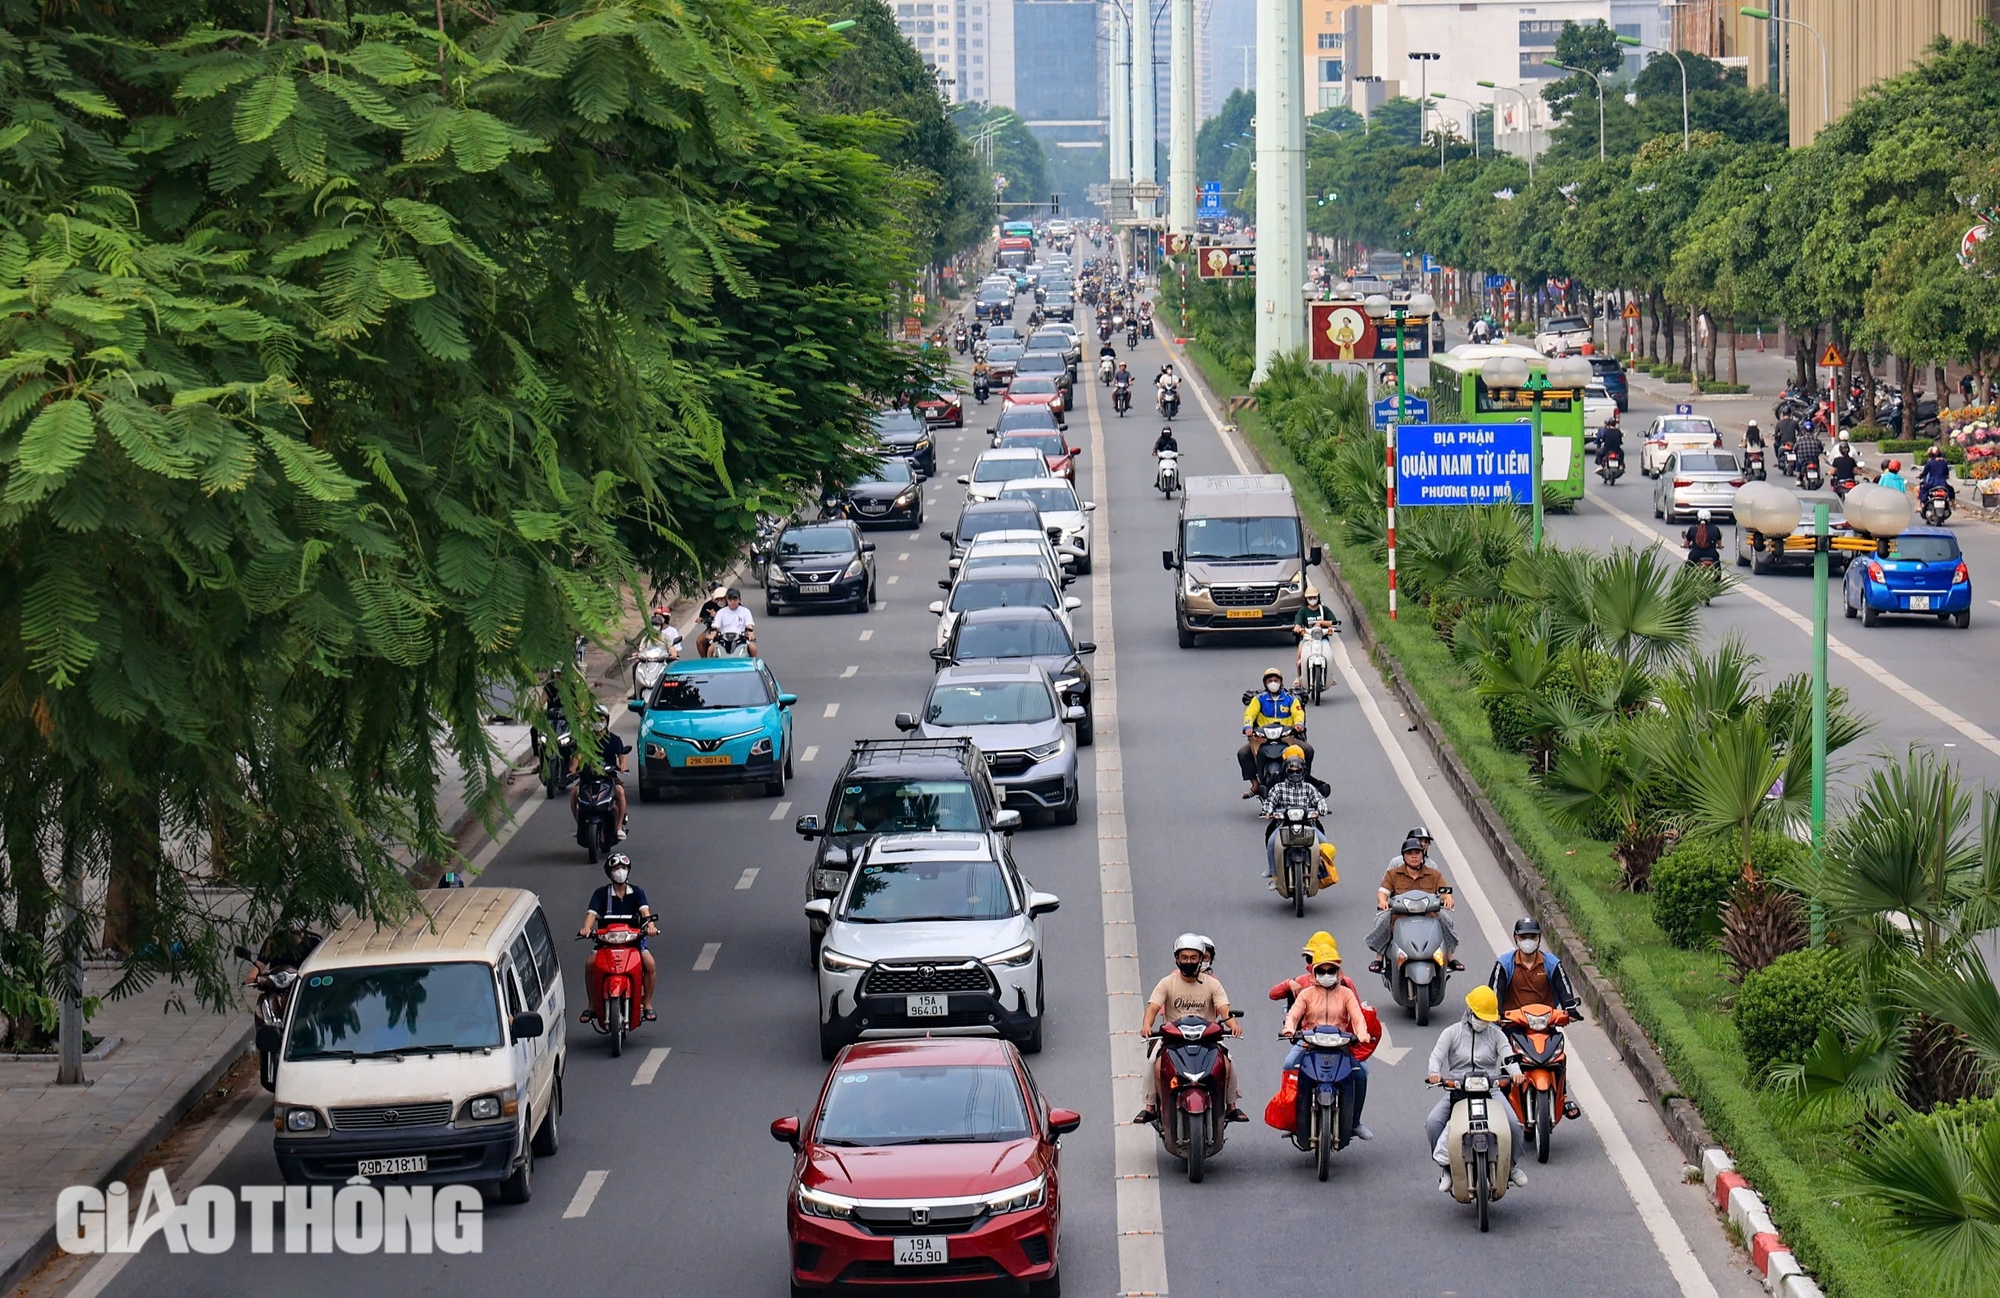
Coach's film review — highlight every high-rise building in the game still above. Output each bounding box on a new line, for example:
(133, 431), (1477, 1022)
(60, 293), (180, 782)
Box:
(892, 0), (990, 104)
(1304, 1), (1380, 113)
(1200, 0), (1257, 118)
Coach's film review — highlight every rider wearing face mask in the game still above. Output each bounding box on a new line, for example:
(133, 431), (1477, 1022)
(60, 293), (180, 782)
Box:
(1490, 917), (1584, 1119)
(1135, 935), (1245, 1127)
(579, 853), (657, 1022)
(1277, 935), (1374, 1140)
(1425, 986), (1530, 1193)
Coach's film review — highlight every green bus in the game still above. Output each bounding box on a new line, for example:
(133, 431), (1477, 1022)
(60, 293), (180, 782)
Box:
(1001, 220), (1036, 245)
(1426, 344), (1587, 508)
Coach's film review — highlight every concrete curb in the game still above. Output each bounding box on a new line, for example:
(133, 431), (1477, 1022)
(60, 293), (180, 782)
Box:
(1705, 1150), (1824, 1295)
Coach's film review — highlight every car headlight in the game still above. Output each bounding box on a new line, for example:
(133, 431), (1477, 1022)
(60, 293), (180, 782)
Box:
(1183, 573), (1207, 597)
(1025, 737), (1066, 763)
(282, 1106), (321, 1133)
(894, 488), (918, 506)
(915, 438), (932, 451)
(842, 558), (866, 580)
(1285, 572), (1305, 595)
(986, 940), (1037, 968)
(982, 1176), (1047, 1215)
(750, 736), (774, 757)
(645, 742), (667, 760)
(820, 947), (871, 974)
(797, 1185), (858, 1220)
(813, 869), (849, 895)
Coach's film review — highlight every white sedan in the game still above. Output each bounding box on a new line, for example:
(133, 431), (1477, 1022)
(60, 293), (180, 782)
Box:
(997, 477), (1096, 574)
(1638, 414), (1722, 478)
(958, 448), (1051, 503)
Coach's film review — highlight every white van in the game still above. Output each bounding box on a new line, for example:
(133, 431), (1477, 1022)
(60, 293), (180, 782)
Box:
(265, 888), (566, 1203)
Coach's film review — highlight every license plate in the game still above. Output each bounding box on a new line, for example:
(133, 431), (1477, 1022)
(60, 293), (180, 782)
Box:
(1226, 608), (1262, 620)
(894, 1236), (949, 1266)
(906, 994), (949, 1018)
(357, 1156), (427, 1176)
(798, 584), (831, 595)
(1910, 595), (1931, 610)
(685, 754), (732, 767)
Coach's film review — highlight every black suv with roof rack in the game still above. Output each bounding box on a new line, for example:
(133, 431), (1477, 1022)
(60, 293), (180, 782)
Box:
(794, 737), (1019, 939)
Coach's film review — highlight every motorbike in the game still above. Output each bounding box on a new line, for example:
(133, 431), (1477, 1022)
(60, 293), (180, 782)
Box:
(1154, 448), (1181, 497)
(1241, 713), (1304, 794)
(1777, 443), (1798, 478)
(953, 330), (968, 354)
(712, 630), (753, 659)
(631, 641), (676, 699)
(1798, 460), (1824, 491)
(1113, 383), (1132, 416)
(1266, 806), (1328, 918)
(749, 514), (782, 585)
(1743, 447), (1766, 481)
(534, 702), (577, 799)
(1379, 888), (1451, 1025)
(1112, 309), (1126, 330)
(1284, 1026), (1360, 1180)
(1595, 449), (1624, 485)
(1141, 316), (1155, 339)
(1098, 320), (1113, 344)
(574, 771), (619, 864)
(972, 372), (990, 403)
(1149, 1012), (1243, 1182)
(1922, 484), (1954, 525)
(236, 936), (319, 1090)
(1159, 384), (1181, 420)
(1503, 1003), (1572, 1164)
(1832, 471), (1859, 501)
(1127, 325), (1139, 348)
(1297, 623), (1337, 704)
(577, 920), (650, 1057)
(1099, 354), (1116, 384)
(1436, 1073), (1516, 1232)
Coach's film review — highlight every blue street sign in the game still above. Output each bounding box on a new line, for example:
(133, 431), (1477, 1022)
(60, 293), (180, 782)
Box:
(1485, 273), (1510, 290)
(1422, 254), (1442, 273)
(1197, 181), (1224, 218)
(1373, 394), (1430, 430)
(1675, 402), (1694, 415)
(1396, 422), (1535, 506)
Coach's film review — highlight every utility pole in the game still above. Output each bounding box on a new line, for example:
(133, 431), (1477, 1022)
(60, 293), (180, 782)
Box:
(1109, 1), (1131, 273)
(1169, 0), (1196, 234)
(1132, 0), (1158, 220)
(1252, 0), (1303, 381)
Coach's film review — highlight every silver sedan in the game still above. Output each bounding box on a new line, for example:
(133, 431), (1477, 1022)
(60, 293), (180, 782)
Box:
(1653, 450), (1745, 523)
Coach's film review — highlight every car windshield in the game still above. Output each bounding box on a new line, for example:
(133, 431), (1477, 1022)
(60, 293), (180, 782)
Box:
(830, 779), (982, 833)
(958, 510), (1042, 541)
(987, 345), (1025, 363)
(648, 672), (775, 710)
(1885, 536), (1960, 563)
(815, 1065), (1031, 1146)
(927, 681), (1056, 725)
(1543, 317), (1586, 331)
(1182, 516), (1303, 561)
(1677, 454), (1739, 473)
(1001, 485), (1080, 513)
(1029, 335), (1067, 350)
(994, 410), (1059, 435)
(1002, 433), (1066, 458)
(986, 328), (1020, 343)
(1658, 419), (1714, 439)
(975, 456), (1044, 483)
(872, 411), (921, 436)
(856, 458), (914, 486)
(950, 577), (1059, 613)
(954, 616), (1074, 658)
(778, 526), (856, 556)
(285, 962), (502, 1060)
(1017, 354), (1065, 373)
(1008, 376), (1059, 395)
(842, 854), (1015, 922)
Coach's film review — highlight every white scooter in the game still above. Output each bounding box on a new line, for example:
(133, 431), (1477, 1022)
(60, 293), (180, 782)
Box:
(1154, 448), (1181, 497)
(1436, 1072), (1516, 1233)
(631, 639), (678, 698)
(1099, 354), (1116, 385)
(1297, 623), (1337, 704)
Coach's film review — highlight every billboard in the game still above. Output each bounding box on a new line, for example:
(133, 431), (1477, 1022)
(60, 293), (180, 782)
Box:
(1307, 301), (1433, 363)
(1195, 245), (1256, 278)
(1397, 423), (1534, 507)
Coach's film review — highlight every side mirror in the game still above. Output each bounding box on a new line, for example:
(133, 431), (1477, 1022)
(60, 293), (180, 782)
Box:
(1058, 553), (1076, 567)
(939, 579), (952, 590)
(957, 475), (971, 485)
(1068, 447), (1082, 457)
(234, 945), (256, 962)
(861, 541), (876, 553)
(510, 1012), (545, 1042)
(1082, 501), (1096, 511)
(894, 712), (920, 732)
(941, 530), (955, 543)
(778, 693), (798, 708)
(929, 601), (947, 615)
(803, 899), (834, 920)
(627, 698), (647, 714)
(795, 814), (823, 839)
(1077, 641), (1097, 653)
(770, 1116), (802, 1150)
(1063, 705), (1086, 722)
(1028, 891), (1062, 916)
(1048, 1107), (1082, 1137)
(994, 809), (1023, 832)
(1308, 545), (1323, 567)
(1063, 597), (1082, 611)
(1162, 549), (1178, 571)
(1241, 690), (1256, 705)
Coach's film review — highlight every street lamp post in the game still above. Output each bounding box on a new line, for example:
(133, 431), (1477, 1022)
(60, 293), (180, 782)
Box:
(1480, 354), (1591, 548)
(1477, 81), (1534, 179)
(1740, 7), (1831, 127)
(1544, 58), (1606, 162)
(1431, 92), (1479, 160)
(1364, 291), (1437, 620)
(1614, 34), (1689, 149)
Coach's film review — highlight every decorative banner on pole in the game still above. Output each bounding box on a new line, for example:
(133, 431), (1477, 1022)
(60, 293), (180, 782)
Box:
(1308, 302), (1433, 362)
(1960, 223), (1990, 270)
(1396, 422), (1535, 506)
(1165, 233), (1191, 254)
(1196, 245), (1255, 278)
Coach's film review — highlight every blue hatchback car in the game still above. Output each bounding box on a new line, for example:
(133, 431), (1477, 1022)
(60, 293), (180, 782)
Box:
(629, 659), (797, 799)
(1842, 525), (1971, 628)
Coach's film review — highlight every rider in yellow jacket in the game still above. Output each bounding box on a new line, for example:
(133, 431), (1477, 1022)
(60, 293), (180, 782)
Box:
(1237, 667), (1312, 796)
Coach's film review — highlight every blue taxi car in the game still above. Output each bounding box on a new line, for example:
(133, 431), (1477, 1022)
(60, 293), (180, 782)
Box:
(1842, 525), (1972, 628)
(629, 659), (797, 799)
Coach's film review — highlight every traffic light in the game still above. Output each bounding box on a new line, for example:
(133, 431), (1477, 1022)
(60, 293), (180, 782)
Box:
(1049, 193), (1059, 215)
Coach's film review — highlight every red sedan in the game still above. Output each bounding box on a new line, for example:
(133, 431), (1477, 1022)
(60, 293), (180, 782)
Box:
(1001, 375), (1066, 425)
(915, 390), (964, 428)
(772, 1038), (1078, 1294)
(997, 430), (1079, 482)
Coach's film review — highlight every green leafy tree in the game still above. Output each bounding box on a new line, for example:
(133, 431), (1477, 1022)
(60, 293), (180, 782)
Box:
(1540, 20), (1623, 116)
(1197, 88), (1255, 215)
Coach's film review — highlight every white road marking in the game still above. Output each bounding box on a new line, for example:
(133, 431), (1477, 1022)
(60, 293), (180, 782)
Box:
(859, 630), (874, 641)
(840, 665), (858, 677)
(1370, 1025), (1412, 1066)
(736, 868), (760, 890)
(563, 1170), (610, 1218)
(1170, 333), (1721, 1298)
(768, 800), (792, 821)
(631, 1047), (672, 1086)
(1593, 494), (2000, 761)
(1989, 599), (2000, 611)
(887, 574), (900, 585)
(823, 702), (840, 718)
(803, 745), (820, 762)
(692, 942), (721, 972)
(899, 552), (911, 561)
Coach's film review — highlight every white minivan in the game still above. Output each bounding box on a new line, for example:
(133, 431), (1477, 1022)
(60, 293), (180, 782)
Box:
(266, 888), (566, 1203)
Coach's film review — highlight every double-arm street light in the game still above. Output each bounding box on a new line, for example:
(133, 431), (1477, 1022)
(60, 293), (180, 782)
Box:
(1430, 92), (1479, 160)
(1477, 80), (1535, 179)
(1479, 353), (1592, 549)
(1614, 34), (1689, 149)
(1544, 58), (1606, 162)
(1365, 290), (1437, 621)
(1740, 7), (1830, 125)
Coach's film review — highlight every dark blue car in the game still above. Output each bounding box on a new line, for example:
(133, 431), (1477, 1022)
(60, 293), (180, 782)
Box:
(1588, 356), (1629, 412)
(1842, 525), (1971, 628)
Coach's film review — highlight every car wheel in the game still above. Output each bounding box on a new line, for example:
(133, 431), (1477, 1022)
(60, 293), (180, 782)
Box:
(818, 1019), (845, 1062)
(1736, 544), (1750, 568)
(531, 1083), (561, 1157)
(1055, 791), (1080, 826)
(496, 1119), (534, 1204)
(1750, 547), (1769, 576)
(1654, 500), (1664, 520)
(765, 597), (778, 617)
(1843, 596), (1857, 619)
(764, 761), (786, 798)
(1015, 1014), (1045, 1055)
(1954, 608), (1972, 629)
(1862, 603), (1880, 627)
(638, 782), (659, 803)
(1176, 620), (1196, 649)
(1076, 710), (1094, 748)
(1077, 553), (1092, 575)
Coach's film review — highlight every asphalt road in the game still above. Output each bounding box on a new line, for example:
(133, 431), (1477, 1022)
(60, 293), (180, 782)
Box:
(48, 251), (1761, 1298)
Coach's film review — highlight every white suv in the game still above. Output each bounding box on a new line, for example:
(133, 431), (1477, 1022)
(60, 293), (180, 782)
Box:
(805, 834), (1060, 1059)
(997, 477), (1095, 574)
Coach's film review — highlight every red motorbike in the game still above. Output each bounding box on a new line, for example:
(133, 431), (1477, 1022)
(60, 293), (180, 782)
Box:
(579, 920), (651, 1057)
(1502, 1002), (1573, 1164)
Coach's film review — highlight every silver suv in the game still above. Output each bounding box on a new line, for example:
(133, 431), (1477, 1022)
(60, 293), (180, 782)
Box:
(805, 833), (1060, 1058)
(896, 662), (1084, 823)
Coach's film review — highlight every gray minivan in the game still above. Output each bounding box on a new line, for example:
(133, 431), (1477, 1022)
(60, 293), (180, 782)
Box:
(1161, 474), (1320, 647)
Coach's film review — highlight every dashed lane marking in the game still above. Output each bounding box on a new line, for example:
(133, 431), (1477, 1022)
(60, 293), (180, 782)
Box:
(841, 665), (858, 677)
(887, 575), (900, 585)
(631, 1047), (672, 1086)
(803, 745), (820, 762)
(769, 800), (792, 821)
(563, 1170), (609, 1218)
(859, 630), (874, 641)
(692, 942), (721, 972)
(823, 702), (840, 718)
(736, 868), (760, 890)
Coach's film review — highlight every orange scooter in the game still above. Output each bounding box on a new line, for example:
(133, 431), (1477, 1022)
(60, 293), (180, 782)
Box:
(1502, 1002), (1572, 1164)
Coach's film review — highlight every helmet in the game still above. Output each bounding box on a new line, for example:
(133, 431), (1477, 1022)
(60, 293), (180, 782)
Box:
(1406, 825), (1433, 843)
(1302, 930), (1339, 962)
(1281, 744), (1306, 762)
(604, 852), (632, 875)
(1888, 460), (1902, 472)
(1698, 508), (1712, 522)
(1283, 756), (1306, 779)
(725, 587), (742, 600)
(1513, 916), (1542, 938)
(1746, 418), (1759, 428)
(1466, 985), (1501, 1023)
(594, 704), (611, 726)
(1400, 837), (1427, 856)
(1172, 932), (1207, 959)
(1262, 666), (1286, 685)
(1304, 586), (1321, 602)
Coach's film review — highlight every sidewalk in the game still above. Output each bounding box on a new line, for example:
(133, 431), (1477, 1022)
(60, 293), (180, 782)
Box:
(0, 719), (536, 1297)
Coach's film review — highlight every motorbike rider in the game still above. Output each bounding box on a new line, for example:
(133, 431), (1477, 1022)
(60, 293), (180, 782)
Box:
(1830, 442), (1860, 487)
(694, 584), (728, 656)
(712, 587), (757, 658)
(1260, 750), (1329, 890)
(971, 354), (991, 400)
(1878, 458), (1907, 492)
(1367, 836), (1462, 970)
(570, 705), (631, 840)
(578, 852), (657, 1022)
(1792, 423), (1825, 481)
(1153, 425), (1179, 456)
(1683, 509), (1723, 567)
(1112, 363), (1134, 409)
(1489, 917), (1584, 1120)
(1595, 410), (1624, 467)
(1278, 937), (1375, 1141)
(1291, 588), (1341, 691)
(1238, 667), (1313, 797)
(1742, 418), (1765, 450)
(1271, 932), (1374, 1139)
(642, 603), (683, 659)
(1134, 934), (1246, 1127)
(1425, 986), (1531, 1192)
(1920, 446), (1956, 502)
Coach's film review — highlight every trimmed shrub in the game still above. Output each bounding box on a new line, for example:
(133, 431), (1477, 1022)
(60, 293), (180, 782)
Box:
(1733, 947), (1853, 1080)
(1651, 837), (1743, 949)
